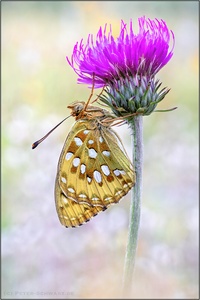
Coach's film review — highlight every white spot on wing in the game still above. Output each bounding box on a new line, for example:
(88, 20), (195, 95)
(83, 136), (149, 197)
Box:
(68, 187), (75, 193)
(88, 148), (97, 158)
(120, 170), (126, 175)
(92, 197), (99, 201)
(80, 164), (86, 174)
(73, 157), (80, 167)
(94, 170), (102, 183)
(115, 190), (123, 196)
(63, 198), (68, 204)
(104, 197), (112, 201)
(101, 165), (110, 176)
(88, 140), (94, 144)
(102, 150), (110, 157)
(83, 130), (89, 135)
(87, 176), (92, 183)
(114, 169), (125, 176)
(74, 137), (83, 146)
(99, 136), (103, 143)
(61, 177), (67, 184)
(114, 169), (120, 176)
(65, 152), (73, 160)
(79, 194), (87, 198)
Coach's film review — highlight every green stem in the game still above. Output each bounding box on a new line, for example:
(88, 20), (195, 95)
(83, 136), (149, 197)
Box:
(122, 115), (143, 296)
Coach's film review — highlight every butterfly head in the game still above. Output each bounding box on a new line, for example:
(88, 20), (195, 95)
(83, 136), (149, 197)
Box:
(67, 101), (85, 118)
(67, 101), (113, 122)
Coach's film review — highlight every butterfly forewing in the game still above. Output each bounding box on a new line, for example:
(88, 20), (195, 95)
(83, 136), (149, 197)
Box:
(55, 117), (135, 227)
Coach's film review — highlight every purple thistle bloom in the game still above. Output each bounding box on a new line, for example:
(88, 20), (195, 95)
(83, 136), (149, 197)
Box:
(67, 17), (175, 116)
(67, 17), (174, 86)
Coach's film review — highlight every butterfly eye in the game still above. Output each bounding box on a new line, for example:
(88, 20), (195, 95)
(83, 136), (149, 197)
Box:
(75, 105), (83, 115)
(76, 102), (85, 113)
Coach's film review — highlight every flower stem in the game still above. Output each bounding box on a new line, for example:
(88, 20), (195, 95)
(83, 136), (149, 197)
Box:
(122, 115), (143, 297)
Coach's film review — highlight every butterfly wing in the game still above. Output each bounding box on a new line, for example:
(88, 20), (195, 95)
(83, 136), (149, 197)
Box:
(55, 119), (135, 227)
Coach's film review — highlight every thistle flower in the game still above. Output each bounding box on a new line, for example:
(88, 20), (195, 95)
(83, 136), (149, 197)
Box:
(67, 17), (175, 116)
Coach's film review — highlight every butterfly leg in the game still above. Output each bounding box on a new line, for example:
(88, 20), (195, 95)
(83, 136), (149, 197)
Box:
(83, 73), (95, 113)
(91, 86), (105, 104)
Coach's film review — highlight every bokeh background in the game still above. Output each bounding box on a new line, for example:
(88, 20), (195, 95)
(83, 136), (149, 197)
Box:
(1, 1), (199, 299)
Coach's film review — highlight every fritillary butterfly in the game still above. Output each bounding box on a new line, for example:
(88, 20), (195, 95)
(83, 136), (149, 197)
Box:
(32, 89), (135, 227)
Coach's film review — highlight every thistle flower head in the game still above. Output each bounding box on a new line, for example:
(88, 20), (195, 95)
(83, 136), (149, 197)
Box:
(67, 17), (175, 116)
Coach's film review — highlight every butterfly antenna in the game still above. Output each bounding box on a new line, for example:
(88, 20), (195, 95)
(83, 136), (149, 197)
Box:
(32, 115), (71, 149)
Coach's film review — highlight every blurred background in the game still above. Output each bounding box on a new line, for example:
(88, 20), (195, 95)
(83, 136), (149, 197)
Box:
(1, 1), (198, 299)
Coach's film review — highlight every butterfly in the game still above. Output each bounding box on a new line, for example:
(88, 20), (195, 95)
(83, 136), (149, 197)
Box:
(32, 88), (136, 228)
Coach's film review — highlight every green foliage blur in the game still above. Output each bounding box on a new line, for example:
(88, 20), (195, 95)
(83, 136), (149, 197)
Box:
(2, 1), (198, 299)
